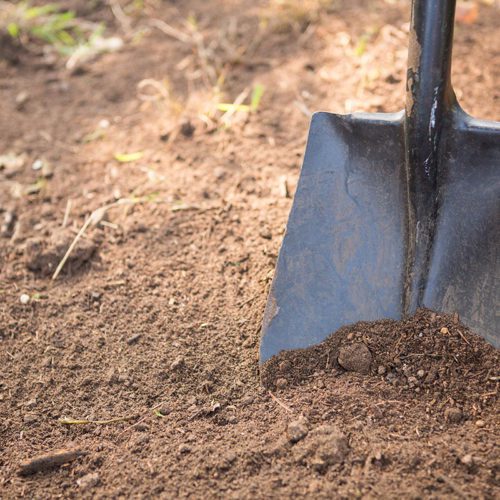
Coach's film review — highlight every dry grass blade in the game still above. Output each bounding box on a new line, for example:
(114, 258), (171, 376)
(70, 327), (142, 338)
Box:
(51, 198), (141, 281)
(148, 18), (192, 44)
(59, 415), (136, 425)
(51, 213), (94, 281)
(268, 390), (294, 413)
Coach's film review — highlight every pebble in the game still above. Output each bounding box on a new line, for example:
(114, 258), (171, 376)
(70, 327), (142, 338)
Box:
(475, 420), (485, 427)
(417, 369), (425, 378)
(275, 378), (288, 390)
(77, 472), (100, 490)
(444, 407), (463, 424)
(180, 120), (195, 138)
(178, 443), (191, 454)
(20, 293), (30, 305)
(287, 417), (309, 443)
(338, 342), (372, 374)
(440, 327), (449, 335)
(158, 407), (171, 416)
(32, 159), (43, 171)
(309, 425), (349, 472)
(1, 211), (16, 237)
(461, 454), (474, 466)
(377, 365), (386, 375)
(23, 414), (38, 424)
(15, 91), (29, 110)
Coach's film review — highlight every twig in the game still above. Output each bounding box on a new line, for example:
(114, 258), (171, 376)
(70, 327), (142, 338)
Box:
(18, 449), (87, 476)
(268, 390), (293, 413)
(62, 199), (72, 228)
(457, 329), (471, 345)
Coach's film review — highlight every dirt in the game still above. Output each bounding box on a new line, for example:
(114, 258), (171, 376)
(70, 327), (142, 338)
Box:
(0, 0), (499, 498)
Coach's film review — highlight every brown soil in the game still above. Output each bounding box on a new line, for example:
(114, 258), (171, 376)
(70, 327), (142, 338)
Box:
(1, 0), (499, 498)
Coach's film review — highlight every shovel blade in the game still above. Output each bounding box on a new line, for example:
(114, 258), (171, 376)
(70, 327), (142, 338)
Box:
(260, 111), (500, 363)
(261, 111), (407, 363)
(423, 116), (499, 348)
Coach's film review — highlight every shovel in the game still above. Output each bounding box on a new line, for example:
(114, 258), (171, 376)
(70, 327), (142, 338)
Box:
(260, 0), (499, 364)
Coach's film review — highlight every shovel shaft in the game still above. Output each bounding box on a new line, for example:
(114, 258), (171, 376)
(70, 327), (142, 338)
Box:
(404, 0), (457, 313)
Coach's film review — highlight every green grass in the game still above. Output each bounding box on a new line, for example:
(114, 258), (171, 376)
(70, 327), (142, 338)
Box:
(1, 1), (105, 55)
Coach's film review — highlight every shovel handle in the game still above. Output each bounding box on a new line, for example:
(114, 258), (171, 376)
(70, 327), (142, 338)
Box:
(405, 0), (456, 177)
(404, 0), (458, 313)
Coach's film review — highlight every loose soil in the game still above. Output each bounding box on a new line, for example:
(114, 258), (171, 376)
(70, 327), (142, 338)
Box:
(1, 0), (499, 498)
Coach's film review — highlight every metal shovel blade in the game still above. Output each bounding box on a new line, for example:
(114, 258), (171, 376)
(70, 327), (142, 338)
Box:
(260, 0), (500, 365)
(260, 109), (499, 364)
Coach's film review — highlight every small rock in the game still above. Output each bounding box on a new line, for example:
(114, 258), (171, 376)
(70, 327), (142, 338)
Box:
(170, 356), (185, 371)
(178, 443), (191, 454)
(417, 369), (425, 378)
(275, 378), (288, 390)
(1, 211), (16, 238)
(77, 472), (100, 490)
(180, 120), (195, 138)
(407, 376), (418, 387)
(307, 425), (349, 472)
(461, 454), (474, 466)
(158, 407), (171, 416)
(227, 415), (238, 425)
(23, 414), (38, 424)
(338, 342), (372, 374)
(377, 365), (386, 375)
(15, 91), (30, 110)
(32, 159), (44, 171)
(287, 417), (309, 443)
(440, 327), (449, 335)
(444, 407), (463, 424)
(20, 293), (30, 305)
(475, 420), (485, 428)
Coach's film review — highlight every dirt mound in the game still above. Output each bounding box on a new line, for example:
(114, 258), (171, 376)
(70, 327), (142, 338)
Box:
(262, 310), (498, 419)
